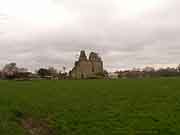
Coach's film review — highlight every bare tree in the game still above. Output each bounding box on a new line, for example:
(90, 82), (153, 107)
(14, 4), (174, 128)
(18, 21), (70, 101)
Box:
(177, 64), (180, 72)
(48, 67), (58, 77)
(62, 66), (66, 73)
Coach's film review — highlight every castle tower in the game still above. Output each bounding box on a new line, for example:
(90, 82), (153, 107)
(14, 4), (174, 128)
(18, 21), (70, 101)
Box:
(89, 52), (103, 73)
(89, 52), (101, 61)
(79, 50), (87, 61)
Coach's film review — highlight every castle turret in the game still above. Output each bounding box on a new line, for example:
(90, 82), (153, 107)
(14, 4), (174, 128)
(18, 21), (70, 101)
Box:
(89, 52), (102, 62)
(89, 52), (103, 73)
(79, 50), (87, 61)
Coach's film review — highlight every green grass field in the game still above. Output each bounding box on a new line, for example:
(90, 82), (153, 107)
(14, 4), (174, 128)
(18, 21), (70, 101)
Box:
(0, 78), (180, 135)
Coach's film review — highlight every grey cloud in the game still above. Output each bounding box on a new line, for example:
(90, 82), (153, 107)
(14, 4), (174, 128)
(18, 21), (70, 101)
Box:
(0, 0), (180, 71)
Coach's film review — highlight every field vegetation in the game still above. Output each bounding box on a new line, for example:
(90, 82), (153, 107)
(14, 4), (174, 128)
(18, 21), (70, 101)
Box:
(0, 78), (180, 135)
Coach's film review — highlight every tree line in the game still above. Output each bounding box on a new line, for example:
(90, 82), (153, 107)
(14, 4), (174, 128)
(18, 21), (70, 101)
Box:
(0, 63), (68, 80)
(115, 65), (180, 79)
(1, 62), (180, 80)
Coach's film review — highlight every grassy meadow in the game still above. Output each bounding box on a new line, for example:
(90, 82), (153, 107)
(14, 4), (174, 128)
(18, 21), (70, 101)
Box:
(0, 78), (180, 135)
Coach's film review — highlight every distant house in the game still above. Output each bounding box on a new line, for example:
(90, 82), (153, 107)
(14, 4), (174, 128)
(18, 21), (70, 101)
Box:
(69, 50), (104, 79)
(1, 63), (32, 80)
(108, 72), (119, 79)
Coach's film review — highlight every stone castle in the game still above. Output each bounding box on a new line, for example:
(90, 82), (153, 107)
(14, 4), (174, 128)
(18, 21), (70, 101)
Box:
(69, 50), (103, 79)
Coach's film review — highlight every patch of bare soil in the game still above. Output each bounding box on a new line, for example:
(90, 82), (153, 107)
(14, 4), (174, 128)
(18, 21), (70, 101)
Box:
(12, 109), (57, 135)
(20, 116), (56, 135)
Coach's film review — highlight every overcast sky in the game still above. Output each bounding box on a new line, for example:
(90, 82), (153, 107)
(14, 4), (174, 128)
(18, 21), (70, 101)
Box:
(0, 0), (179, 71)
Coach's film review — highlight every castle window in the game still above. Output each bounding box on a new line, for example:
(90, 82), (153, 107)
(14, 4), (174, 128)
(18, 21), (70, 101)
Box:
(81, 73), (84, 79)
(92, 66), (94, 72)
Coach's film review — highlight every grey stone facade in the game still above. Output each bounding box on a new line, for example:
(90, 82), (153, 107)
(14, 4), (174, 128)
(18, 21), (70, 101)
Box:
(70, 50), (103, 79)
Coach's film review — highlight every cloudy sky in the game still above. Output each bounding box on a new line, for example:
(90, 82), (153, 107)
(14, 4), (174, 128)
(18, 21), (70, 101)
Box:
(0, 0), (179, 71)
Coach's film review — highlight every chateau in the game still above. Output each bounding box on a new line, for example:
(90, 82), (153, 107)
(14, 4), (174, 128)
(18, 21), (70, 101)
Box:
(70, 50), (103, 79)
